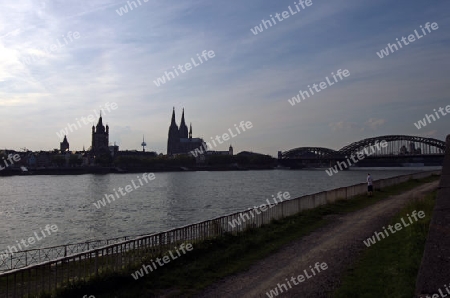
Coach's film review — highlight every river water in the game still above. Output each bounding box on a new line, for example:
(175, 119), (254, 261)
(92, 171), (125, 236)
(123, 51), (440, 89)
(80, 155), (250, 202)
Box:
(0, 168), (439, 249)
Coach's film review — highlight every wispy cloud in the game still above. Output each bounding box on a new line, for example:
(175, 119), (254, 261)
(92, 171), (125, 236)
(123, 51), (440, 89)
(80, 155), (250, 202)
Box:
(0, 0), (448, 155)
(365, 118), (386, 130)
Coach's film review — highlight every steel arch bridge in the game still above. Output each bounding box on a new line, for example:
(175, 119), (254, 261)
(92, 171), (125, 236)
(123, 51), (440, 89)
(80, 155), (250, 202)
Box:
(338, 135), (445, 157)
(281, 147), (337, 159)
(281, 135), (445, 159)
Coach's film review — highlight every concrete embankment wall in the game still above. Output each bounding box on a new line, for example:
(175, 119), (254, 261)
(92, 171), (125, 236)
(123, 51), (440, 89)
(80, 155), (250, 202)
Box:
(227, 170), (440, 233)
(290, 170), (439, 211)
(415, 137), (450, 298)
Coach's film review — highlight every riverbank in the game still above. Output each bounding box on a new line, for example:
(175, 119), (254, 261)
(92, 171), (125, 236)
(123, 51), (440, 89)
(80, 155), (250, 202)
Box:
(49, 174), (440, 298)
(0, 165), (277, 176)
(0, 165), (442, 176)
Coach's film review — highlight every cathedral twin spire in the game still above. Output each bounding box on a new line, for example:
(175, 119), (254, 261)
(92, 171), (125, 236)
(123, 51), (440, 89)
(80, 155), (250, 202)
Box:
(169, 107), (191, 139)
(167, 108), (201, 155)
(170, 107), (178, 128)
(179, 108), (189, 138)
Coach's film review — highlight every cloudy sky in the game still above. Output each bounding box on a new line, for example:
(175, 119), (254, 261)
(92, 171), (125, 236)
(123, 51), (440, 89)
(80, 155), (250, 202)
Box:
(0, 0), (449, 156)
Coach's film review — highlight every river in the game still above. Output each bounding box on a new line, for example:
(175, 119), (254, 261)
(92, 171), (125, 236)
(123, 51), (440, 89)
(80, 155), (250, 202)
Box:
(0, 168), (439, 249)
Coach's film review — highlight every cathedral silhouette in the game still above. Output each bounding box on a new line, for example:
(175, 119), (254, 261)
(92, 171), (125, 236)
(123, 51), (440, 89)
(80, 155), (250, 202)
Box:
(167, 108), (205, 155)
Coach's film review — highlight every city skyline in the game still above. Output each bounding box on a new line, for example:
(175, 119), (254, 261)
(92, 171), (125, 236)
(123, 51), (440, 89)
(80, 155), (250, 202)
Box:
(0, 0), (449, 156)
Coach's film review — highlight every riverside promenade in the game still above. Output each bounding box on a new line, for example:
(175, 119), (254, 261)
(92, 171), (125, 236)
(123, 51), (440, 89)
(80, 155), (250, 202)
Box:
(197, 177), (440, 297)
(415, 134), (450, 298)
(0, 170), (442, 297)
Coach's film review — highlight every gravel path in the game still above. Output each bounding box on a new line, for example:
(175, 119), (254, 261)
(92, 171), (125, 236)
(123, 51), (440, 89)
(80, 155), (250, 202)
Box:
(195, 181), (438, 298)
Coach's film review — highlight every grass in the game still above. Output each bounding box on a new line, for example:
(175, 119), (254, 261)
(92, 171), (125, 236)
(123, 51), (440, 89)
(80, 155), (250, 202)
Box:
(48, 174), (439, 298)
(332, 190), (437, 298)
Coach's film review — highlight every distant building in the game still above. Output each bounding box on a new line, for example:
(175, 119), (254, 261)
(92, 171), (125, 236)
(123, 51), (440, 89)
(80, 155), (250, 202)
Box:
(206, 145), (234, 156)
(27, 154), (37, 167)
(36, 151), (52, 167)
(167, 108), (205, 155)
(116, 150), (157, 158)
(109, 144), (119, 157)
(91, 114), (109, 155)
(60, 135), (69, 152)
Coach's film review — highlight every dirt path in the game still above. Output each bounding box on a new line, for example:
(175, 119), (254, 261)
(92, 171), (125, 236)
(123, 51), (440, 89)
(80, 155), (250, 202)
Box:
(195, 181), (438, 298)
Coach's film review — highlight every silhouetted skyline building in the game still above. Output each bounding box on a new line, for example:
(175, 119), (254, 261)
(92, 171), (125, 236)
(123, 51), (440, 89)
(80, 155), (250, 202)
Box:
(60, 135), (69, 152)
(92, 114), (109, 155)
(167, 108), (205, 155)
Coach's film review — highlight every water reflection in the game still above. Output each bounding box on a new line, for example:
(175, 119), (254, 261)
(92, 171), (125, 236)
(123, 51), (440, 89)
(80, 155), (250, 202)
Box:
(0, 168), (438, 248)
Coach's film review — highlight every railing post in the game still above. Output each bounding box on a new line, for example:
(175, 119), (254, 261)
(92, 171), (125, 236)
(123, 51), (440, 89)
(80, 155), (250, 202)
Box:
(21, 270), (24, 298)
(95, 250), (99, 277)
(13, 271), (16, 298)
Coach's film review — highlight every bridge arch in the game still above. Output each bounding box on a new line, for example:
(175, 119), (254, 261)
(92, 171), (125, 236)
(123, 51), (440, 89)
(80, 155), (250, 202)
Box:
(281, 147), (337, 159)
(338, 135), (445, 157)
(282, 135), (445, 159)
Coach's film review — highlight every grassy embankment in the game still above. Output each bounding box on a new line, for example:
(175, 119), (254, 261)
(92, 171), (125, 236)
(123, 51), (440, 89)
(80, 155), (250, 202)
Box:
(52, 174), (440, 298)
(333, 190), (437, 298)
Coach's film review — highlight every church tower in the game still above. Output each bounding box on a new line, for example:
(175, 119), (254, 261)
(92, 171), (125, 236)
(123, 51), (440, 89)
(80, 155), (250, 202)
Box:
(167, 108), (180, 155)
(60, 135), (69, 152)
(179, 108), (189, 138)
(91, 113), (109, 155)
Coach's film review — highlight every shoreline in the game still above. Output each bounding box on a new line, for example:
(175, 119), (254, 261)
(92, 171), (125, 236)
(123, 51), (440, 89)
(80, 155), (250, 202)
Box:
(0, 165), (442, 177)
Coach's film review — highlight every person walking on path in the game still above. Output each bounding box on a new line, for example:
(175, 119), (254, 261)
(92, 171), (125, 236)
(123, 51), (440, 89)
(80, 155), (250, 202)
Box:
(367, 173), (373, 197)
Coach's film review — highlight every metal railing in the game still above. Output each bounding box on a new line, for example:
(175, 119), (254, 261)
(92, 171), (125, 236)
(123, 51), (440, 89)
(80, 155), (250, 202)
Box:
(0, 170), (440, 298)
(0, 235), (149, 272)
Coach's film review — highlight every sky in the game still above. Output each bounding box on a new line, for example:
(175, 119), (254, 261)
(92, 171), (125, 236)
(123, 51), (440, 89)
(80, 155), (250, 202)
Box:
(0, 0), (449, 156)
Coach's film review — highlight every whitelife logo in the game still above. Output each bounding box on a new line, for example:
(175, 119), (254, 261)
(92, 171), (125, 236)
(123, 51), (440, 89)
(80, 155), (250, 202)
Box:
(153, 50), (215, 87)
(424, 284), (450, 298)
(190, 121), (253, 157)
(0, 153), (21, 171)
(115, 0), (149, 16)
(250, 0), (313, 35)
(376, 22), (439, 59)
(414, 104), (450, 129)
(22, 31), (81, 65)
(131, 243), (193, 280)
(56, 102), (118, 139)
(325, 140), (388, 176)
(228, 191), (290, 228)
(288, 69), (350, 106)
(93, 173), (155, 209)
(0, 224), (59, 261)
(363, 210), (425, 247)
(265, 262), (328, 297)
